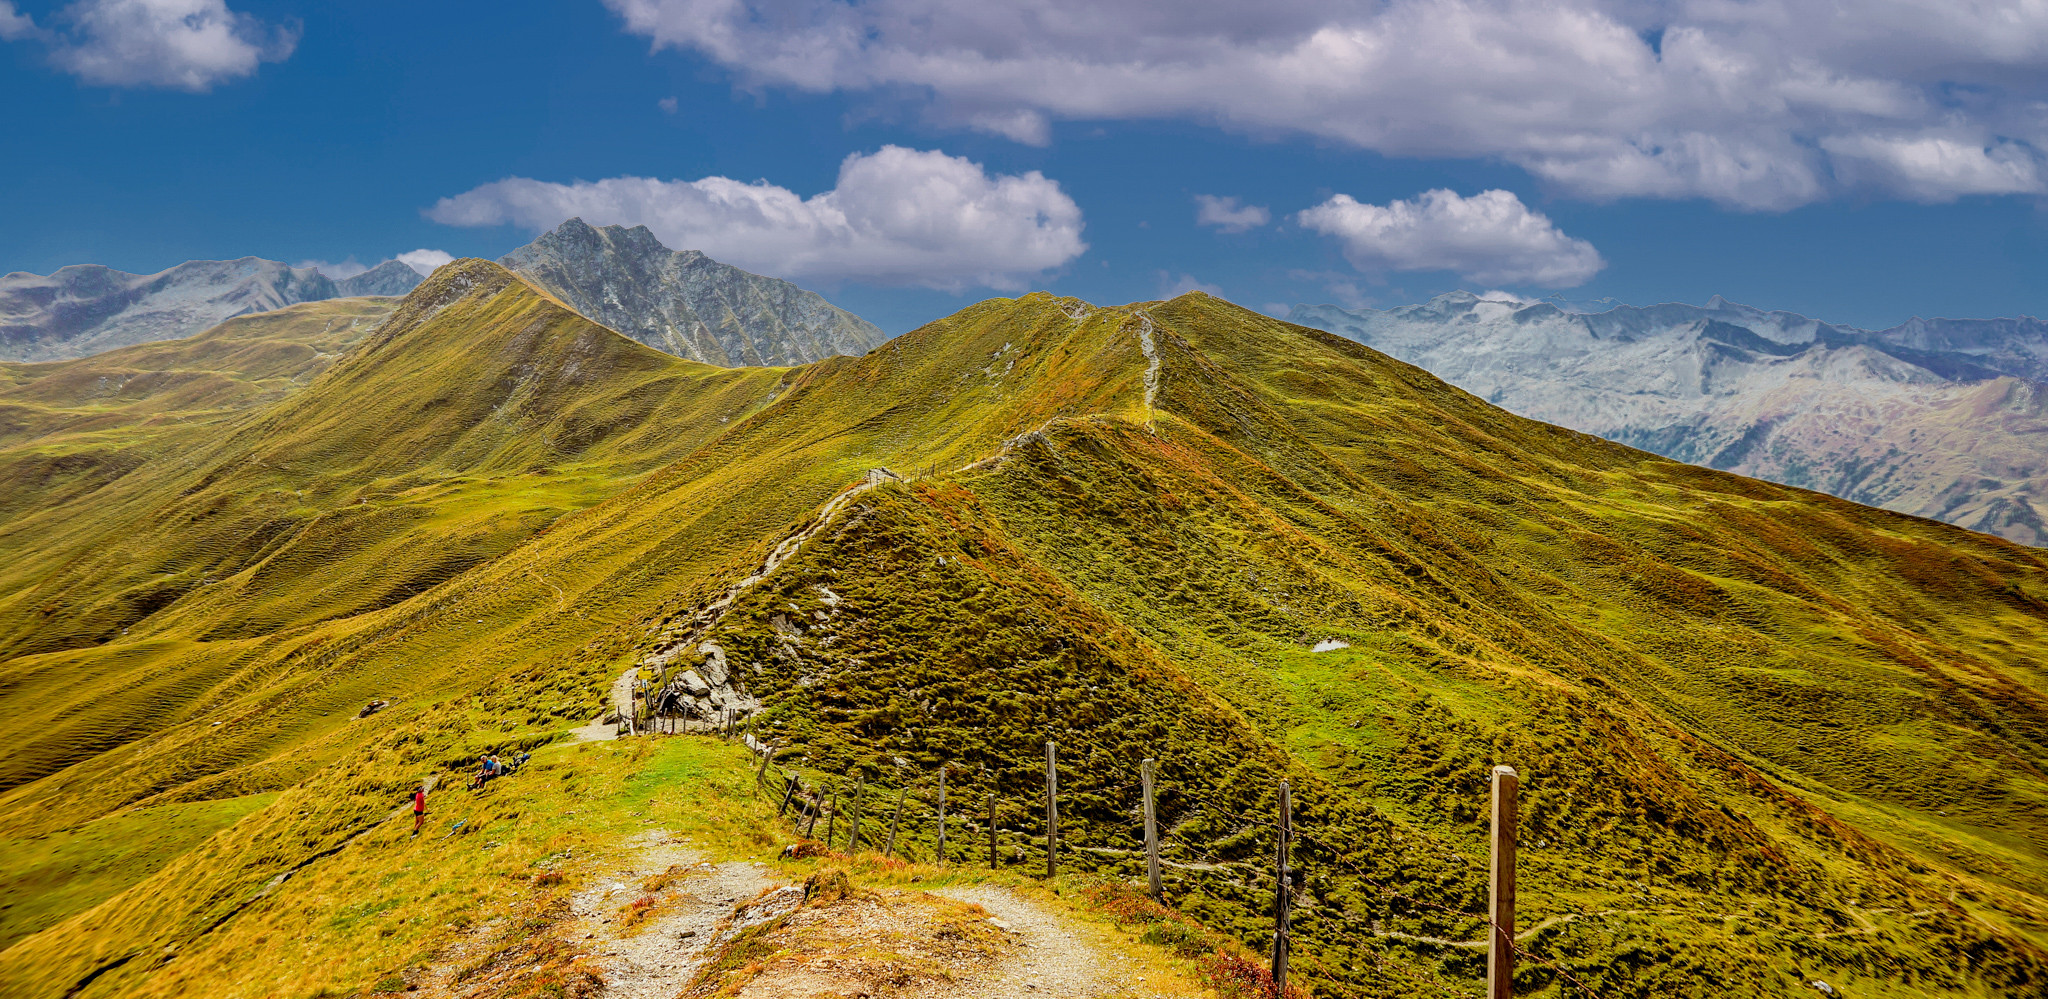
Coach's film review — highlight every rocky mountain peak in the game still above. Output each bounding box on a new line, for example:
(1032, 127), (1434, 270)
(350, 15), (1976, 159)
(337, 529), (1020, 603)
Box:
(499, 219), (886, 367)
(332, 259), (427, 298)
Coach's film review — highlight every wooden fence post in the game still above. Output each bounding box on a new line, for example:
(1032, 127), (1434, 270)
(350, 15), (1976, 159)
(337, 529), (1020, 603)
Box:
(802, 789), (823, 839)
(1142, 758), (1161, 900)
(884, 788), (907, 859)
(1489, 766), (1519, 999)
(1045, 741), (1059, 880)
(825, 793), (837, 846)
(987, 793), (998, 869)
(1273, 780), (1292, 995)
(756, 741), (774, 792)
(778, 774), (798, 816)
(847, 778), (866, 853)
(936, 768), (948, 866)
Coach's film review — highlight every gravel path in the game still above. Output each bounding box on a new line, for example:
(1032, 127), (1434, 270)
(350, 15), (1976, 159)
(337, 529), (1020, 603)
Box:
(927, 886), (1137, 999)
(570, 832), (790, 999)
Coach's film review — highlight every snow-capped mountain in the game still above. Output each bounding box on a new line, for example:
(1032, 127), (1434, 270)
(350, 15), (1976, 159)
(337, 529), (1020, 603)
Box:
(1290, 292), (2048, 544)
(0, 257), (424, 362)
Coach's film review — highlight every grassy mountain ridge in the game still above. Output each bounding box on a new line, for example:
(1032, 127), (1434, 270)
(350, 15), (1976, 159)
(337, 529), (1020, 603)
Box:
(0, 298), (395, 522)
(1, 272), (2044, 997)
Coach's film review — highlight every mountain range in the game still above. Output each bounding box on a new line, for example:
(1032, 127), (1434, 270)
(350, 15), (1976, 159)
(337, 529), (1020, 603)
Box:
(1, 223), (885, 370)
(1291, 292), (2048, 544)
(1, 261), (2043, 998)
(0, 258), (423, 362)
(499, 218), (886, 366)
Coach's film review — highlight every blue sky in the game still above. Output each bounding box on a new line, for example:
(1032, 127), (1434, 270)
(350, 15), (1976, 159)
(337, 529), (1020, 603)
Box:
(5, 0), (2048, 334)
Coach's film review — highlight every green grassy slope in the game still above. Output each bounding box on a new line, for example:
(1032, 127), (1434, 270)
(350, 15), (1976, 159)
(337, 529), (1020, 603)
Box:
(1, 272), (2043, 998)
(0, 297), (395, 523)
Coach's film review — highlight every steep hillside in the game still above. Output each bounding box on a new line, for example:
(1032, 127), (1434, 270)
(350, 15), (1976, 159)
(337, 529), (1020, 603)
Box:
(2, 273), (2045, 999)
(0, 297), (395, 524)
(501, 217), (886, 366)
(0, 258), (424, 362)
(1291, 293), (2048, 544)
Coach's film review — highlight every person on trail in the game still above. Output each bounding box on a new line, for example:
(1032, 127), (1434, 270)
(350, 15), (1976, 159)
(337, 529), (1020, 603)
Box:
(411, 785), (427, 836)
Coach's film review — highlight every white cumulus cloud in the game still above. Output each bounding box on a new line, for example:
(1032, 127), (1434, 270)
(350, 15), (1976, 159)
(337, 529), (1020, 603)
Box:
(1, 0), (296, 90)
(1298, 189), (1605, 287)
(1194, 195), (1271, 234)
(429, 146), (1086, 290)
(395, 249), (455, 276)
(601, 0), (2048, 208)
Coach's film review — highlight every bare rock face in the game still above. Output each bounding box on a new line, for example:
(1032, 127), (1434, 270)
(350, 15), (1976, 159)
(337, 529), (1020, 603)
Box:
(335, 259), (428, 298)
(1290, 293), (2048, 545)
(499, 218), (886, 367)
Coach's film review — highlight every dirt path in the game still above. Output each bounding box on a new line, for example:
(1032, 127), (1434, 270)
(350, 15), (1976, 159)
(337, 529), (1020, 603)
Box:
(570, 832), (788, 999)
(928, 885), (1137, 999)
(569, 712), (618, 742)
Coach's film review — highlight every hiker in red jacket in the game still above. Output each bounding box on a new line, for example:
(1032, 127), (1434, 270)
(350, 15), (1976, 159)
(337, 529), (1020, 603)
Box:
(411, 785), (428, 836)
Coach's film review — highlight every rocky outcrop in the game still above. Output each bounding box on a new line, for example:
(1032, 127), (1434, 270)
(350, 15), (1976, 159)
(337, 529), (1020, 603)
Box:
(1290, 293), (2048, 544)
(499, 218), (886, 367)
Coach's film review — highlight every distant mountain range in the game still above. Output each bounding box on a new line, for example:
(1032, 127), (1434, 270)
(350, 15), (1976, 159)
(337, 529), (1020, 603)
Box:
(499, 218), (885, 367)
(0, 258), (426, 362)
(1290, 292), (2048, 544)
(0, 223), (885, 369)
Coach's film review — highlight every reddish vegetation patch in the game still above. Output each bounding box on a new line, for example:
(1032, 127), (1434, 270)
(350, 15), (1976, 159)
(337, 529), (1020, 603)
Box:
(1200, 950), (1310, 999)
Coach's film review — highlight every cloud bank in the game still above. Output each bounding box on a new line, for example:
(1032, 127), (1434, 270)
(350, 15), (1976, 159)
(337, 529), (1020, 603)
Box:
(603, 0), (2048, 209)
(1, 0), (296, 90)
(430, 146), (1086, 290)
(1298, 189), (1605, 287)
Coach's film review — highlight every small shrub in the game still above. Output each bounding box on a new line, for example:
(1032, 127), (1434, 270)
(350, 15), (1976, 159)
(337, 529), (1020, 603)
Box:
(1139, 919), (1209, 957)
(1199, 949), (1309, 999)
(784, 839), (832, 860)
(619, 894), (659, 928)
(803, 869), (855, 904)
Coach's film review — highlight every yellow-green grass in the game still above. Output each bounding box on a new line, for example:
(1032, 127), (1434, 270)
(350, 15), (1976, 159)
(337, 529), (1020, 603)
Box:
(7, 729), (1207, 999)
(2, 265), (2045, 997)
(0, 791), (279, 950)
(0, 297), (396, 526)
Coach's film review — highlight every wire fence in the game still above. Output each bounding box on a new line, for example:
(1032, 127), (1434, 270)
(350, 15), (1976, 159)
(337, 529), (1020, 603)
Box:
(623, 705), (1615, 999)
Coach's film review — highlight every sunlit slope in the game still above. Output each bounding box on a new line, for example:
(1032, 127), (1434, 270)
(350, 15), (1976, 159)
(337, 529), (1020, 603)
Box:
(0, 271), (1154, 983)
(0, 262), (793, 799)
(3, 285), (2046, 998)
(0, 297), (395, 518)
(676, 295), (2048, 996)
